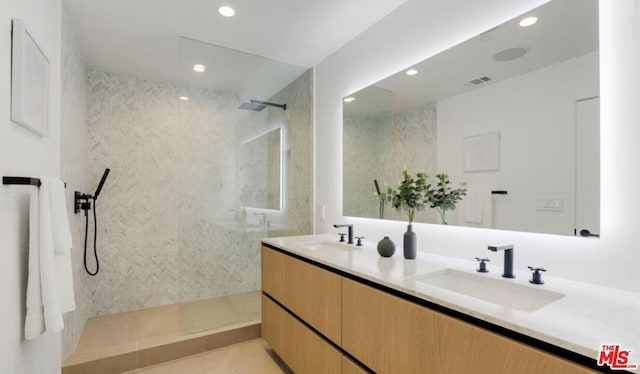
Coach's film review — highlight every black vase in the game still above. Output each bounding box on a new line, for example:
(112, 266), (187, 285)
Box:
(403, 224), (417, 259)
(377, 236), (396, 257)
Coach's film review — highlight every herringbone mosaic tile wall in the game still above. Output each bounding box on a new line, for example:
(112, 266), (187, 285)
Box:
(85, 68), (313, 317)
(343, 104), (438, 223)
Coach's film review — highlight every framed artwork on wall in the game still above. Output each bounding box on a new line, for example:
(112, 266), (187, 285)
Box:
(11, 18), (49, 137)
(463, 131), (500, 172)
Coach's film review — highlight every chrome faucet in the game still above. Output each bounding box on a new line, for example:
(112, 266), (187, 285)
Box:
(488, 244), (515, 278)
(333, 224), (354, 244)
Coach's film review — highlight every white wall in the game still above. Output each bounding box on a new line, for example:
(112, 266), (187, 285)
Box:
(0, 0), (63, 373)
(438, 52), (599, 235)
(315, 0), (640, 293)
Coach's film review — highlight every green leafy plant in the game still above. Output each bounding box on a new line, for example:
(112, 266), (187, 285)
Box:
(377, 170), (430, 224)
(428, 173), (467, 224)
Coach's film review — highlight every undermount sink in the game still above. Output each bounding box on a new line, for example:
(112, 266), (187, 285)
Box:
(291, 239), (357, 252)
(415, 269), (565, 312)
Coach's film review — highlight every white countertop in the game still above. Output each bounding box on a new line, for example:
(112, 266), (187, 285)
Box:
(262, 234), (640, 370)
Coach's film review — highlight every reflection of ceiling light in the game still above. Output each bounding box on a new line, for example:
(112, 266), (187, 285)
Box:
(343, 97), (356, 103)
(406, 69), (418, 76)
(218, 6), (235, 17)
(519, 16), (537, 27)
(193, 64), (206, 72)
(493, 47), (528, 62)
(179, 96), (189, 101)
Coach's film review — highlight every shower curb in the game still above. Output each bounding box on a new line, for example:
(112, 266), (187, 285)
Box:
(61, 321), (261, 374)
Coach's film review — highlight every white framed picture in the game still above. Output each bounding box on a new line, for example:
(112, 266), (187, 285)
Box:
(11, 18), (49, 137)
(463, 131), (500, 172)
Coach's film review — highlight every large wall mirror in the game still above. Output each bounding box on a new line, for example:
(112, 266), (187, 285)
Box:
(343, 0), (599, 237)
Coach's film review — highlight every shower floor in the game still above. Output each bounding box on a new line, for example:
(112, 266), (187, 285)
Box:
(62, 291), (261, 374)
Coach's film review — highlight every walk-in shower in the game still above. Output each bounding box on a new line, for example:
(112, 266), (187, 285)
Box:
(175, 37), (312, 335)
(80, 36), (312, 343)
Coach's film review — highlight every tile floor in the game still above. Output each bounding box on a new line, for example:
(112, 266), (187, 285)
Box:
(181, 291), (261, 334)
(124, 339), (291, 374)
(63, 291), (262, 373)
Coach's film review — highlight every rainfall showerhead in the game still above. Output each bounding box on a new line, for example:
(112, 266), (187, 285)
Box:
(239, 102), (267, 111)
(238, 99), (287, 112)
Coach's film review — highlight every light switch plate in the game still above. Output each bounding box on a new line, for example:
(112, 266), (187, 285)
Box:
(536, 198), (564, 212)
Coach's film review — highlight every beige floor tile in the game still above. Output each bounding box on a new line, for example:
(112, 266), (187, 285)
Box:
(229, 291), (261, 322)
(63, 344), (138, 367)
(76, 310), (139, 353)
(179, 291), (260, 334)
(125, 339), (290, 374)
(136, 304), (180, 339)
(65, 311), (140, 364)
(63, 352), (138, 374)
(65, 292), (262, 370)
(137, 337), (207, 368)
(204, 323), (261, 351)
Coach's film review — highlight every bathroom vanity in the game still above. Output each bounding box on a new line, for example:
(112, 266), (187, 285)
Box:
(261, 235), (640, 373)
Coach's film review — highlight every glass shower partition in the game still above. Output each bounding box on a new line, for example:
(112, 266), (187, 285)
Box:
(176, 37), (313, 335)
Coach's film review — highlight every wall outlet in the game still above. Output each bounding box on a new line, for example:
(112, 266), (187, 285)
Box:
(536, 198), (564, 212)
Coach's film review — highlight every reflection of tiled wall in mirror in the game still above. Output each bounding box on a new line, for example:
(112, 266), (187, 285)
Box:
(343, 103), (438, 224)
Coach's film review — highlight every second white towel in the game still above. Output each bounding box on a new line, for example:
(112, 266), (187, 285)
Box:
(25, 177), (76, 340)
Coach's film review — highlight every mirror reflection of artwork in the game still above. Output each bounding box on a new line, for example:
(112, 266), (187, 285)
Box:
(343, 0), (599, 236)
(238, 127), (282, 210)
(463, 132), (500, 172)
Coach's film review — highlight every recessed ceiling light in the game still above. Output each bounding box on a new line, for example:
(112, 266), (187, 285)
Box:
(179, 96), (189, 101)
(193, 64), (206, 72)
(406, 69), (418, 76)
(343, 97), (356, 103)
(218, 6), (235, 17)
(519, 16), (538, 27)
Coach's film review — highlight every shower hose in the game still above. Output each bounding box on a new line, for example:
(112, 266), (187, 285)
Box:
(83, 196), (100, 276)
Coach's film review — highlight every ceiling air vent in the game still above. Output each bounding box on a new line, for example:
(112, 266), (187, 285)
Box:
(468, 76), (492, 86)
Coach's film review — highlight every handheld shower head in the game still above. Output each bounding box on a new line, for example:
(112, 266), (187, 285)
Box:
(93, 168), (110, 200)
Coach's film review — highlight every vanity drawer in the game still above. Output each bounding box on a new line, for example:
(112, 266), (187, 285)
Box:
(342, 278), (596, 374)
(262, 295), (341, 374)
(261, 246), (342, 344)
(342, 355), (370, 374)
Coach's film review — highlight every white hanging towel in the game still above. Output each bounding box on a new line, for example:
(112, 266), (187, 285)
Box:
(461, 189), (493, 228)
(25, 177), (76, 340)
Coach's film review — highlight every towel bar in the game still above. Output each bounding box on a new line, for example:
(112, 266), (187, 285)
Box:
(2, 176), (66, 188)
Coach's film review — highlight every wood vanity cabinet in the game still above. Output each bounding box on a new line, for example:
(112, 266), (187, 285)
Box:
(342, 356), (369, 374)
(262, 295), (342, 373)
(262, 244), (596, 374)
(261, 246), (342, 344)
(342, 278), (596, 374)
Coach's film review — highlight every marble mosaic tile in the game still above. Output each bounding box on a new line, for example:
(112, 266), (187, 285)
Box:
(85, 69), (313, 317)
(343, 104), (438, 223)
